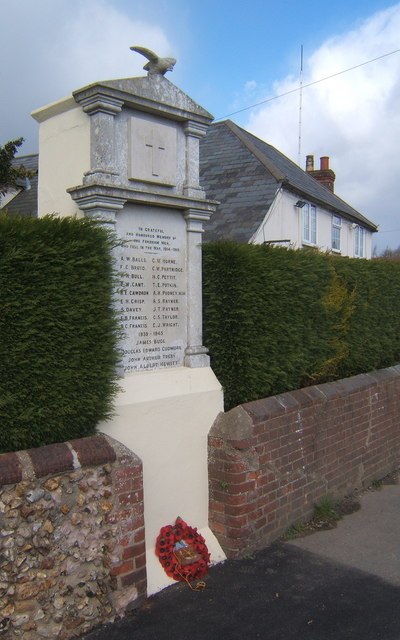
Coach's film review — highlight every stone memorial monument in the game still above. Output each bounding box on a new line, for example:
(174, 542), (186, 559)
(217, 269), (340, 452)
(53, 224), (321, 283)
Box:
(32, 48), (225, 593)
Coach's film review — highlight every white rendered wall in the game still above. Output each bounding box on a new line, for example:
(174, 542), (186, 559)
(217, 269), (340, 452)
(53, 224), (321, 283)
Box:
(252, 190), (373, 258)
(99, 366), (225, 594)
(32, 97), (90, 217)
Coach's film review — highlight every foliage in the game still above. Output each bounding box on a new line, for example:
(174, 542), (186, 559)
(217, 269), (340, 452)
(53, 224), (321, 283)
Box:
(282, 495), (341, 540)
(203, 243), (348, 409)
(0, 215), (120, 453)
(281, 521), (309, 540)
(203, 242), (400, 410)
(332, 256), (400, 377)
(312, 495), (340, 523)
(0, 138), (31, 197)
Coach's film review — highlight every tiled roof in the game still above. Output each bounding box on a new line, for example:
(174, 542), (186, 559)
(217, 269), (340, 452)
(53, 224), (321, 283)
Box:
(199, 120), (377, 243)
(1, 154), (39, 218)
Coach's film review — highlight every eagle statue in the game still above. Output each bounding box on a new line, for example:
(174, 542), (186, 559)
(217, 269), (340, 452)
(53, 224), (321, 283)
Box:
(130, 46), (176, 76)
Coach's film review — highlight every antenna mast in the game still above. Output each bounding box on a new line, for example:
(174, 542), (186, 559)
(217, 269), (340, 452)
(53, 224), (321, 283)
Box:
(298, 44), (304, 167)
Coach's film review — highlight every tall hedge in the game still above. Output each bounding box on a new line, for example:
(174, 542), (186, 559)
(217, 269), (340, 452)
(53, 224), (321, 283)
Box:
(0, 215), (120, 453)
(203, 242), (400, 410)
(333, 256), (400, 376)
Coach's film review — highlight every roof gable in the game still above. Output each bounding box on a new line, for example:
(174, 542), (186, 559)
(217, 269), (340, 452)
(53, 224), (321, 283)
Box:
(235, 123), (376, 228)
(199, 122), (281, 243)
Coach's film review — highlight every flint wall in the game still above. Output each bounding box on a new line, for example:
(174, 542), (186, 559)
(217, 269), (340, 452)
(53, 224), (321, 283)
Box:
(0, 435), (145, 639)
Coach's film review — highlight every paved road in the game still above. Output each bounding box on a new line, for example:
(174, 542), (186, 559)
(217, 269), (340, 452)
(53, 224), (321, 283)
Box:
(83, 484), (400, 640)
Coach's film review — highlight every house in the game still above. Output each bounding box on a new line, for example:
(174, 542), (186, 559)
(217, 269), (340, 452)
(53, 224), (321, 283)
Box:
(0, 154), (38, 218)
(2, 121), (377, 259)
(199, 120), (378, 258)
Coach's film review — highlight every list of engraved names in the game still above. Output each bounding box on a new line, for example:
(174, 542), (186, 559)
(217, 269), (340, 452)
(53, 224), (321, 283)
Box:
(116, 209), (186, 373)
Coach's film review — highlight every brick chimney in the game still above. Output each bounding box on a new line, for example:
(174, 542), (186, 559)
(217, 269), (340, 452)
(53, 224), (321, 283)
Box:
(306, 155), (336, 192)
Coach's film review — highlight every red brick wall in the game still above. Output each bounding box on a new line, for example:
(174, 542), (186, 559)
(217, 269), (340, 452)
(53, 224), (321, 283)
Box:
(208, 366), (400, 558)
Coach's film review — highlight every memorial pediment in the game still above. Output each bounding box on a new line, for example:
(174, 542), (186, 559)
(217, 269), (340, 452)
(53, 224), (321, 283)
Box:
(73, 75), (213, 123)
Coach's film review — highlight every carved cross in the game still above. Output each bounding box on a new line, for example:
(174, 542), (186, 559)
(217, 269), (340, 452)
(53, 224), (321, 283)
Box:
(129, 116), (176, 186)
(145, 130), (166, 177)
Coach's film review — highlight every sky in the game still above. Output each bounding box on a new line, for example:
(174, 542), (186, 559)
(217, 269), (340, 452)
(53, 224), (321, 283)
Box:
(2, 0), (400, 252)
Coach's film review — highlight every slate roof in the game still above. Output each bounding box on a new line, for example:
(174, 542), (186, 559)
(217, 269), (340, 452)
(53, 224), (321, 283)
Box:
(199, 120), (377, 243)
(1, 154), (39, 218)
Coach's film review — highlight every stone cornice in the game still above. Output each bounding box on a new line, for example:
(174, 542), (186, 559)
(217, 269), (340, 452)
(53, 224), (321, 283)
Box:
(184, 121), (209, 138)
(73, 77), (214, 126)
(76, 93), (124, 116)
(67, 182), (218, 214)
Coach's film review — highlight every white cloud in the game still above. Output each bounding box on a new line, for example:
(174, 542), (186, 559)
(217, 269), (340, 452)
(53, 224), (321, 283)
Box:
(245, 3), (400, 251)
(244, 80), (258, 93)
(0, 0), (173, 153)
(53, 1), (173, 90)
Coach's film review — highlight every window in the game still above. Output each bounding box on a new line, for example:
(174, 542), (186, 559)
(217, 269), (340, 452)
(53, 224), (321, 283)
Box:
(354, 225), (365, 257)
(332, 215), (341, 251)
(302, 203), (317, 245)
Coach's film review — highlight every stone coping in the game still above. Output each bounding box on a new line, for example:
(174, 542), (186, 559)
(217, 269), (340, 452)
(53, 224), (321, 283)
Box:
(0, 434), (117, 487)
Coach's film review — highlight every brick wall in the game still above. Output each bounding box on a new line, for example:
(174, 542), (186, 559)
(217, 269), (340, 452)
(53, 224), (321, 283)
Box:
(0, 435), (145, 639)
(208, 366), (400, 558)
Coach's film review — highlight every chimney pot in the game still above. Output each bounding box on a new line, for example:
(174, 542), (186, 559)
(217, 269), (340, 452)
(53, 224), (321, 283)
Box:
(306, 155), (314, 172)
(307, 155), (336, 192)
(320, 156), (330, 170)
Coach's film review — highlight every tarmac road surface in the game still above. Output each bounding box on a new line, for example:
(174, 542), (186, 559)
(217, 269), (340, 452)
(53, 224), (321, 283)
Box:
(83, 483), (400, 640)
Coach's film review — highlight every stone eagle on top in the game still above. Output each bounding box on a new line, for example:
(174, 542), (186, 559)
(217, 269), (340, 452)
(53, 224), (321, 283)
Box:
(130, 46), (176, 76)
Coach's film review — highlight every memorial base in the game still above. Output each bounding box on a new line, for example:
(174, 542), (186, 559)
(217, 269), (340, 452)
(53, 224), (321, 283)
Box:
(99, 366), (225, 594)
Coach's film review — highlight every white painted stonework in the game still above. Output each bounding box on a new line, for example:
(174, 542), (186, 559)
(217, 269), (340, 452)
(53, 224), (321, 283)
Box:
(100, 366), (224, 593)
(33, 70), (225, 594)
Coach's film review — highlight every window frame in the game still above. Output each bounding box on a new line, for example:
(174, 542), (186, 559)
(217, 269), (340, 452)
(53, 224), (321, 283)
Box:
(331, 214), (342, 252)
(354, 225), (365, 258)
(302, 203), (317, 245)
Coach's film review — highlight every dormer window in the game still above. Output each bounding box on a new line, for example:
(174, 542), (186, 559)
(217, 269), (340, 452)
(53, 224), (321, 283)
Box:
(302, 203), (317, 245)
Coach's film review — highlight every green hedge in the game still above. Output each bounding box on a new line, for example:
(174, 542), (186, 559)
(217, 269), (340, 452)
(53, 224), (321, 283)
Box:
(333, 257), (400, 377)
(0, 215), (120, 453)
(203, 242), (400, 410)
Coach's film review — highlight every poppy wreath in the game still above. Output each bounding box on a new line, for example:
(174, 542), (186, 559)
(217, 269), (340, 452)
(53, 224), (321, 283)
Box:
(155, 517), (210, 582)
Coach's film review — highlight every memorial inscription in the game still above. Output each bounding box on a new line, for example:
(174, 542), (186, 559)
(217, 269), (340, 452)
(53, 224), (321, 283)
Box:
(116, 206), (187, 374)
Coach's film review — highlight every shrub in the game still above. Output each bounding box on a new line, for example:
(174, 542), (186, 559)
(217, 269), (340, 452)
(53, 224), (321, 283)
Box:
(332, 256), (400, 377)
(0, 215), (120, 453)
(203, 242), (400, 410)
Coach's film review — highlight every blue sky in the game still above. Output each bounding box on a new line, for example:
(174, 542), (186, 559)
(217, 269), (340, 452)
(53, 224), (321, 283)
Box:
(143, 0), (395, 118)
(2, 0), (400, 251)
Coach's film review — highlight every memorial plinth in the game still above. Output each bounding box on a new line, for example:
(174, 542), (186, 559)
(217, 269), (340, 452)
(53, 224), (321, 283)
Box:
(32, 66), (225, 594)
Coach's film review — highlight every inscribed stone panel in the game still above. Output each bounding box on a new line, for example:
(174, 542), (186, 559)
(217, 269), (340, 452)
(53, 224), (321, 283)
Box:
(115, 205), (187, 374)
